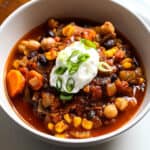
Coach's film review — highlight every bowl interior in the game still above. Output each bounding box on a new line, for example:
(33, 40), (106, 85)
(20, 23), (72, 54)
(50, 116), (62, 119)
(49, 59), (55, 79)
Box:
(0, 0), (150, 145)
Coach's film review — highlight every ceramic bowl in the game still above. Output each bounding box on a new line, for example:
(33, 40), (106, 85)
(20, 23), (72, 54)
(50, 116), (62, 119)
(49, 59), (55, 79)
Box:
(0, 0), (150, 147)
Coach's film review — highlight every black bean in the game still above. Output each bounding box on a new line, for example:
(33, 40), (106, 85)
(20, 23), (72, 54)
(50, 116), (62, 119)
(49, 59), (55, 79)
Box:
(103, 39), (116, 49)
(46, 30), (55, 37)
(111, 74), (118, 82)
(87, 110), (96, 120)
(38, 55), (48, 65)
(133, 57), (139, 67)
(27, 51), (38, 59)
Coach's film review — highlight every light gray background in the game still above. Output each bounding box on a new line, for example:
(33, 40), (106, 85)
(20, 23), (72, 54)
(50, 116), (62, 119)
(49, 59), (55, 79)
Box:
(0, 0), (150, 149)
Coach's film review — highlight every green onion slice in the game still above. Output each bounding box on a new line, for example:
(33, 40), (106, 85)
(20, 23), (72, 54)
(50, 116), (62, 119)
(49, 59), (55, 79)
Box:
(56, 77), (62, 90)
(66, 77), (75, 92)
(68, 63), (79, 75)
(70, 50), (81, 58)
(67, 50), (81, 63)
(77, 53), (90, 63)
(98, 62), (113, 72)
(80, 38), (96, 49)
(59, 93), (73, 101)
(55, 66), (67, 75)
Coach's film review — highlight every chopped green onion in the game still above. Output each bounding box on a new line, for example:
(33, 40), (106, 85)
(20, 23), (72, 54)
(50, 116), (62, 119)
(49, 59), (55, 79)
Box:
(68, 63), (79, 75)
(77, 53), (90, 63)
(80, 38), (96, 49)
(59, 93), (73, 101)
(98, 61), (113, 73)
(55, 66), (67, 75)
(70, 50), (81, 57)
(66, 77), (75, 92)
(67, 50), (81, 64)
(67, 53), (90, 75)
(56, 77), (62, 90)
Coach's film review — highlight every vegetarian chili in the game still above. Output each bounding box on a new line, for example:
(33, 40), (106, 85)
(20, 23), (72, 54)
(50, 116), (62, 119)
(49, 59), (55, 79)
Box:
(6, 18), (146, 139)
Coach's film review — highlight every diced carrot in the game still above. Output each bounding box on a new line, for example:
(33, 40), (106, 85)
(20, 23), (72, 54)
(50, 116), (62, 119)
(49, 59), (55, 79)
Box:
(6, 69), (25, 97)
(28, 70), (43, 90)
(82, 29), (96, 40)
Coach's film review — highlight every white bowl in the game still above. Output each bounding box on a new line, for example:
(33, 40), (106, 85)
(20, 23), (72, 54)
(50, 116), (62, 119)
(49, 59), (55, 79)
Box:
(0, 0), (150, 147)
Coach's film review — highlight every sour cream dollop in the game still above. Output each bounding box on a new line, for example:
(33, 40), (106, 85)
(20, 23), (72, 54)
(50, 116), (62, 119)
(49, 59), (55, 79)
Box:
(50, 41), (99, 93)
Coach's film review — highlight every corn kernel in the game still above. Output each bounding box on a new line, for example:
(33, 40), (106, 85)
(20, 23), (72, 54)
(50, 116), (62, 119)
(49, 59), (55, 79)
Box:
(122, 62), (132, 69)
(121, 58), (132, 64)
(82, 118), (93, 130)
(64, 114), (72, 124)
(62, 25), (75, 37)
(45, 50), (57, 60)
(105, 47), (118, 58)
(83, 85), (90, 93)
(48, 122), (54, 131)
(55, 133), (69, 138)
(55, 120), (68, 133)
(138, 77), (145, 84)
(13, 60), (20, 69)
(70, 131), (91, 138)
(73, 116), (82, 128)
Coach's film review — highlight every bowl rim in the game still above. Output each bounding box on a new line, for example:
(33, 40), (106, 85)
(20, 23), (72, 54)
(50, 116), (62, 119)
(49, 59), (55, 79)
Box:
(0, 0), (150, 144)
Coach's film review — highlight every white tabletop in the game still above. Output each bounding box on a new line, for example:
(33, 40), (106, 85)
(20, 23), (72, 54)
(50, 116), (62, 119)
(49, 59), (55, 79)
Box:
(0, 1), (150, 150)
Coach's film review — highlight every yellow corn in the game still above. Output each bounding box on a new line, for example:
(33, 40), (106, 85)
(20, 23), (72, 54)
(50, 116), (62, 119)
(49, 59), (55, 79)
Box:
(45, 50), (57, 60)
(55, 133), (68, 138)
(64, 114), (72, 124)
(62, 24), (75, 37)
(13, 60), (20, 69)
(82, 118), (93, 130)
(47, 122), (54, 131)
(55, 120), (68, 133)
(105, 47), (118, 58)
(73, 116), (82, 128)
(70, 131), (91, 138)
(122, 62), (132, 69)
(138, 77), (145, 84)
(121, 58), (133, 69)
(83, 85), (90, 93)
(121, 58), (132, 64)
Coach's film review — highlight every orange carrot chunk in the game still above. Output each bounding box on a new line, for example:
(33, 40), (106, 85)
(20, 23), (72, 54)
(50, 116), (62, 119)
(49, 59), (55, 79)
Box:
(28, 70), (43, 90)
(7, 69), (25, 97)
